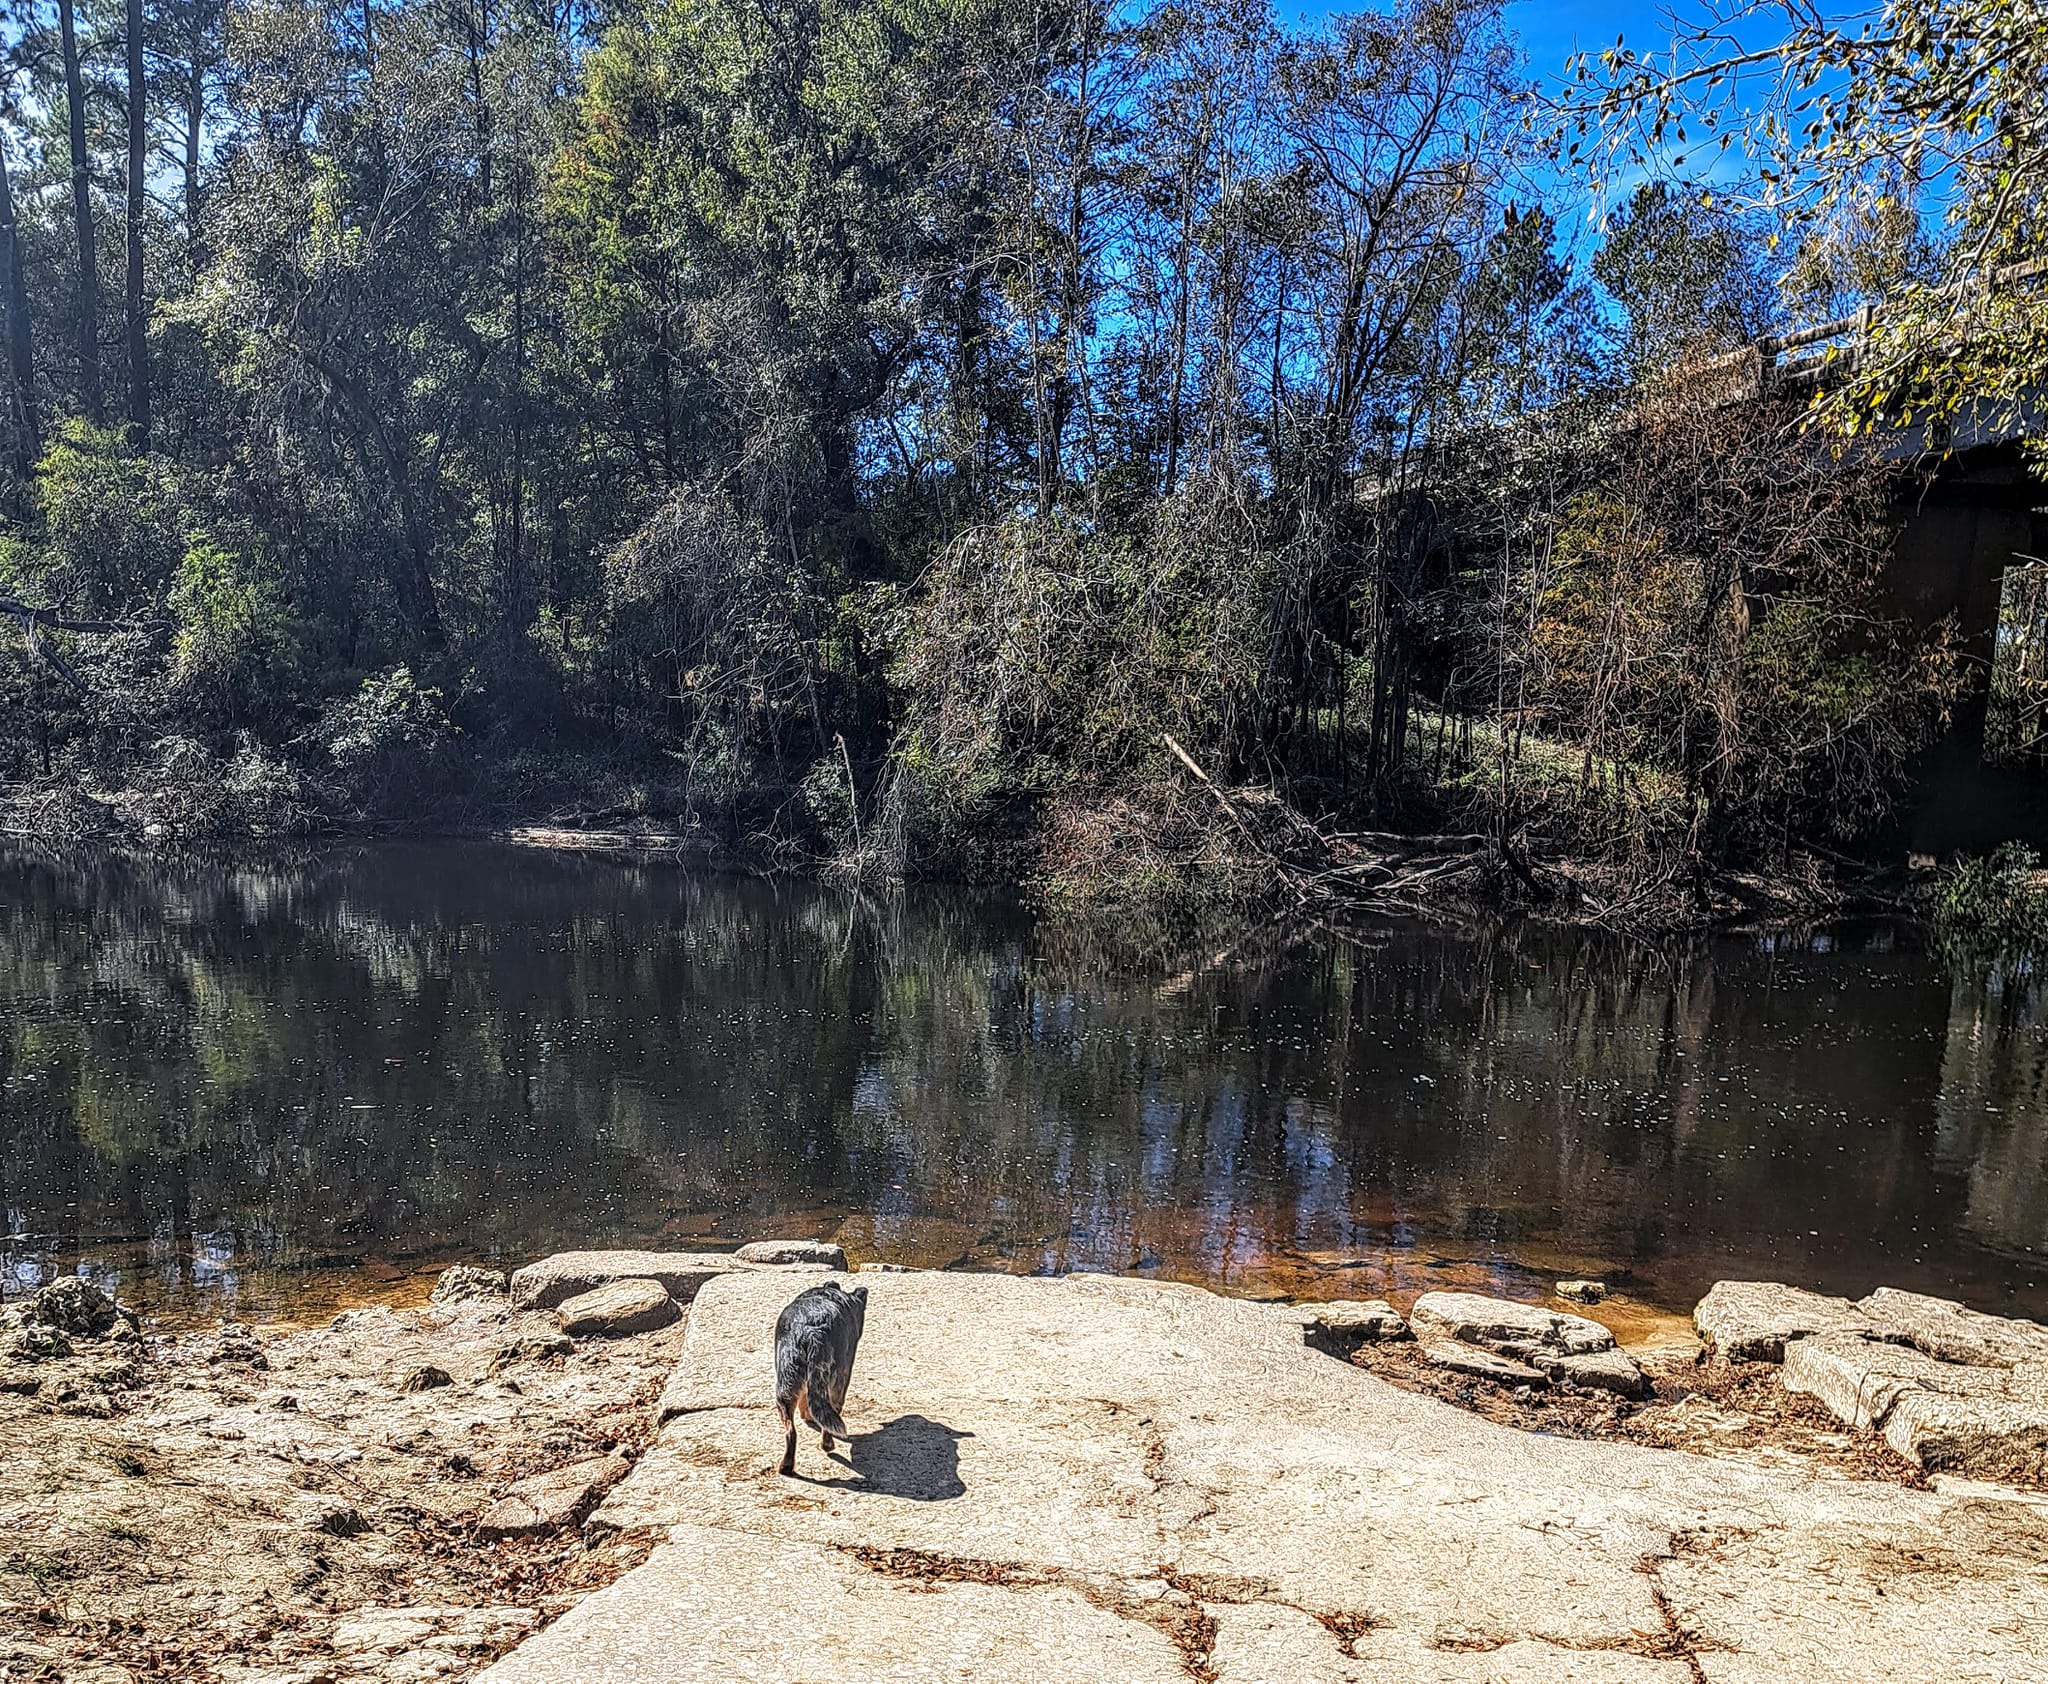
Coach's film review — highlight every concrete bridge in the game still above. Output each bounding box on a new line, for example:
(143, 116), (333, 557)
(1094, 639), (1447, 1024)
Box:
(1689, 271), (2048, 851)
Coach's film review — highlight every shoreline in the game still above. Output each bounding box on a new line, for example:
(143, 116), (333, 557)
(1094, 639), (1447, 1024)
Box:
(7, 1252), (2046, 1682)
(0, 799), (1931, 940)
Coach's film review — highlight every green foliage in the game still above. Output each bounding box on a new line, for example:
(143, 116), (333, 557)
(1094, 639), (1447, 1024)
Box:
(1927, 843), (2048, 960)
(1528, 396), (1963, 860)
(0, 0), (2014, 907)
(1571, 0), (2048, 446)
(33, 422), (187, 614)
(169, 537), (301, 722)
(312, 667), (458, 807)
(1590, 184), (1775, 373)
(893, 483), (1267, 837)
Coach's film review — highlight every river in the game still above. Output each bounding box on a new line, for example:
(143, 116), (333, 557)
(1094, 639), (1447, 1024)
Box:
(2, 843), (2044, 1325)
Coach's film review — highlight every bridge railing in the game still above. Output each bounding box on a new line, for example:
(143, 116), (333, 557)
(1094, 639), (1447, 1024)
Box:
(1688, 255), (2048, 406)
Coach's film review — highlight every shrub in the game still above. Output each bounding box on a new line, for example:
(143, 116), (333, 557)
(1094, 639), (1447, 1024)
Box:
(312, 666), (459, 809)
(169, 537), (303, 725)
(1927, 843), (2048, 960)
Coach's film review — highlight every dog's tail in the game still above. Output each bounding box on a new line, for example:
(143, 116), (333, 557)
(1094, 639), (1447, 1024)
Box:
(779, 1335), (850, 1437)
(806, 1387), (849, 1440)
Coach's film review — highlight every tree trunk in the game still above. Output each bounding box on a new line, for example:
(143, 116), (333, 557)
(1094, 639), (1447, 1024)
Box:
(1163, 174), (1193, 496)
(0, 131), (39, 472)
(59, 0), (103, 424)
(125, 0), (149, 448)
(183, 10), (205, 265)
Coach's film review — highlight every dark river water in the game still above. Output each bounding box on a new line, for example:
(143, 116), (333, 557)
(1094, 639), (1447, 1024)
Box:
(2, 844), (2045, 1326)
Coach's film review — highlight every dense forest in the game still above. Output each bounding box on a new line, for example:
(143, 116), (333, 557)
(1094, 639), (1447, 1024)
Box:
(0, 0), (2039, 915)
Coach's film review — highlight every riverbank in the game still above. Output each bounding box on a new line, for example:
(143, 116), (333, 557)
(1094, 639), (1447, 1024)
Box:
(0, 744), (1938, 938)
(7, 1254), (2047, 1682)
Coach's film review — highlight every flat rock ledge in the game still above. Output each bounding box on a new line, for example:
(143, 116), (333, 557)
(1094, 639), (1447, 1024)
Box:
(477, 1268), (2048, 1684)
(1408, 1289), (1617, 1357)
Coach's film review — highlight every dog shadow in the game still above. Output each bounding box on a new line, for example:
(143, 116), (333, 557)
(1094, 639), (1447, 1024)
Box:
(810, 1413), (973, 1500)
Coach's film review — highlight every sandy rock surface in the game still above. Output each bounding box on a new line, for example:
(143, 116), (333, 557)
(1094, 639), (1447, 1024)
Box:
(483, 1268), (2048, 1684)
(0, 1282), (680, 1684)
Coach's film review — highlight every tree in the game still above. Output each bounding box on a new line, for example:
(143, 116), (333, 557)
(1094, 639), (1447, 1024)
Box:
(0, 102), (39, 472)
(1590, 183), (1774, 375)
(1569, 0), (2048, 444)
(57, 0), (103, 422)
(125, 0), (147, 445)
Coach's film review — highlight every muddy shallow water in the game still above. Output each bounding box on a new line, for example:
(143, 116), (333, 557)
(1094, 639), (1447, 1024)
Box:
(2, 843), (2045, 1324)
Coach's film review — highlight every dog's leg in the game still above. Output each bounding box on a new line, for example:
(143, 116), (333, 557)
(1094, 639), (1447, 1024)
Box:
(777, 1399), (797, 1476)
(821, 1431), (834, 1453)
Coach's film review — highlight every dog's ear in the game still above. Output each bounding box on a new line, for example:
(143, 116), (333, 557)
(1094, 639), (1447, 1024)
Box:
(849, 1285), (868, 1307)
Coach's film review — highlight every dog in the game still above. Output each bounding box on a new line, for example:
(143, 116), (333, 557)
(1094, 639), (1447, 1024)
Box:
(774, 1281), (867, 1476)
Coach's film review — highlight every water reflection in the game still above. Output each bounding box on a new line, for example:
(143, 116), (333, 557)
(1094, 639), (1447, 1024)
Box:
(1, 845), (2044, 1323)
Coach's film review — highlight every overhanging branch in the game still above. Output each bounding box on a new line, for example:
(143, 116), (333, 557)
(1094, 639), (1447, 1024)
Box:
(1, 596), (165, 690)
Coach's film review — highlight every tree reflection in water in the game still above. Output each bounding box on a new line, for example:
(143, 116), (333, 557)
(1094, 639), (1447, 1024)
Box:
(1, 845), (2043, 1323)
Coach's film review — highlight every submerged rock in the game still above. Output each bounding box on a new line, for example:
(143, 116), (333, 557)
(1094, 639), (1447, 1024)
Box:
(432, 1265), (510, 1305)
(558, 1279), (678, 1339)
(1407, 1291), (1613, 1357)
(734, 1240), (847, 1269)
(1692, 1280), (1874, 1363)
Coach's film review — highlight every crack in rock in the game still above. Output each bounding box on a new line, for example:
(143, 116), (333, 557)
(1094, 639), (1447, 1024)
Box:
(1423, 1547), (1733, 1679)
(837, 1544), (1220, 1681)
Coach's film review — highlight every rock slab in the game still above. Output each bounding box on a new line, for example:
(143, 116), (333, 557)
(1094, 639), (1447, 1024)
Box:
(432, 1265), (509, 1304)
(734, 1239), (847, 1269)
(479, 1268), (2048, 1684)
(1408, 1290), (1614, 1356)
(557, 1279), (678, 1338)
(1293, 1298), (1407, 1354)
(1531, 1347), (1650, 1399)
(1692, 1279), (1875, 1362)
(510, 1251), (739, 1311)
(477, 1453), (634, 1538)
(1420, 1342), (1547, 1386)
(1858, 1287), (2048, 1370)
(1784, 1334), (2048, 1482)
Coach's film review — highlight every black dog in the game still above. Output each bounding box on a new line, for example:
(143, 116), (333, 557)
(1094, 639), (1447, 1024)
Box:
(774, 1282), (868, 1476)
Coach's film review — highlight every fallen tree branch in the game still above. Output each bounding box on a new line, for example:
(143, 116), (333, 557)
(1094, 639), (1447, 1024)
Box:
(1, 596), (166, 690)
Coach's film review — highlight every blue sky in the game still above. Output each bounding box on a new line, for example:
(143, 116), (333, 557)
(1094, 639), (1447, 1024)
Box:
(1502, 0), (1676, 85)
(1288, 0), (1682, 83)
